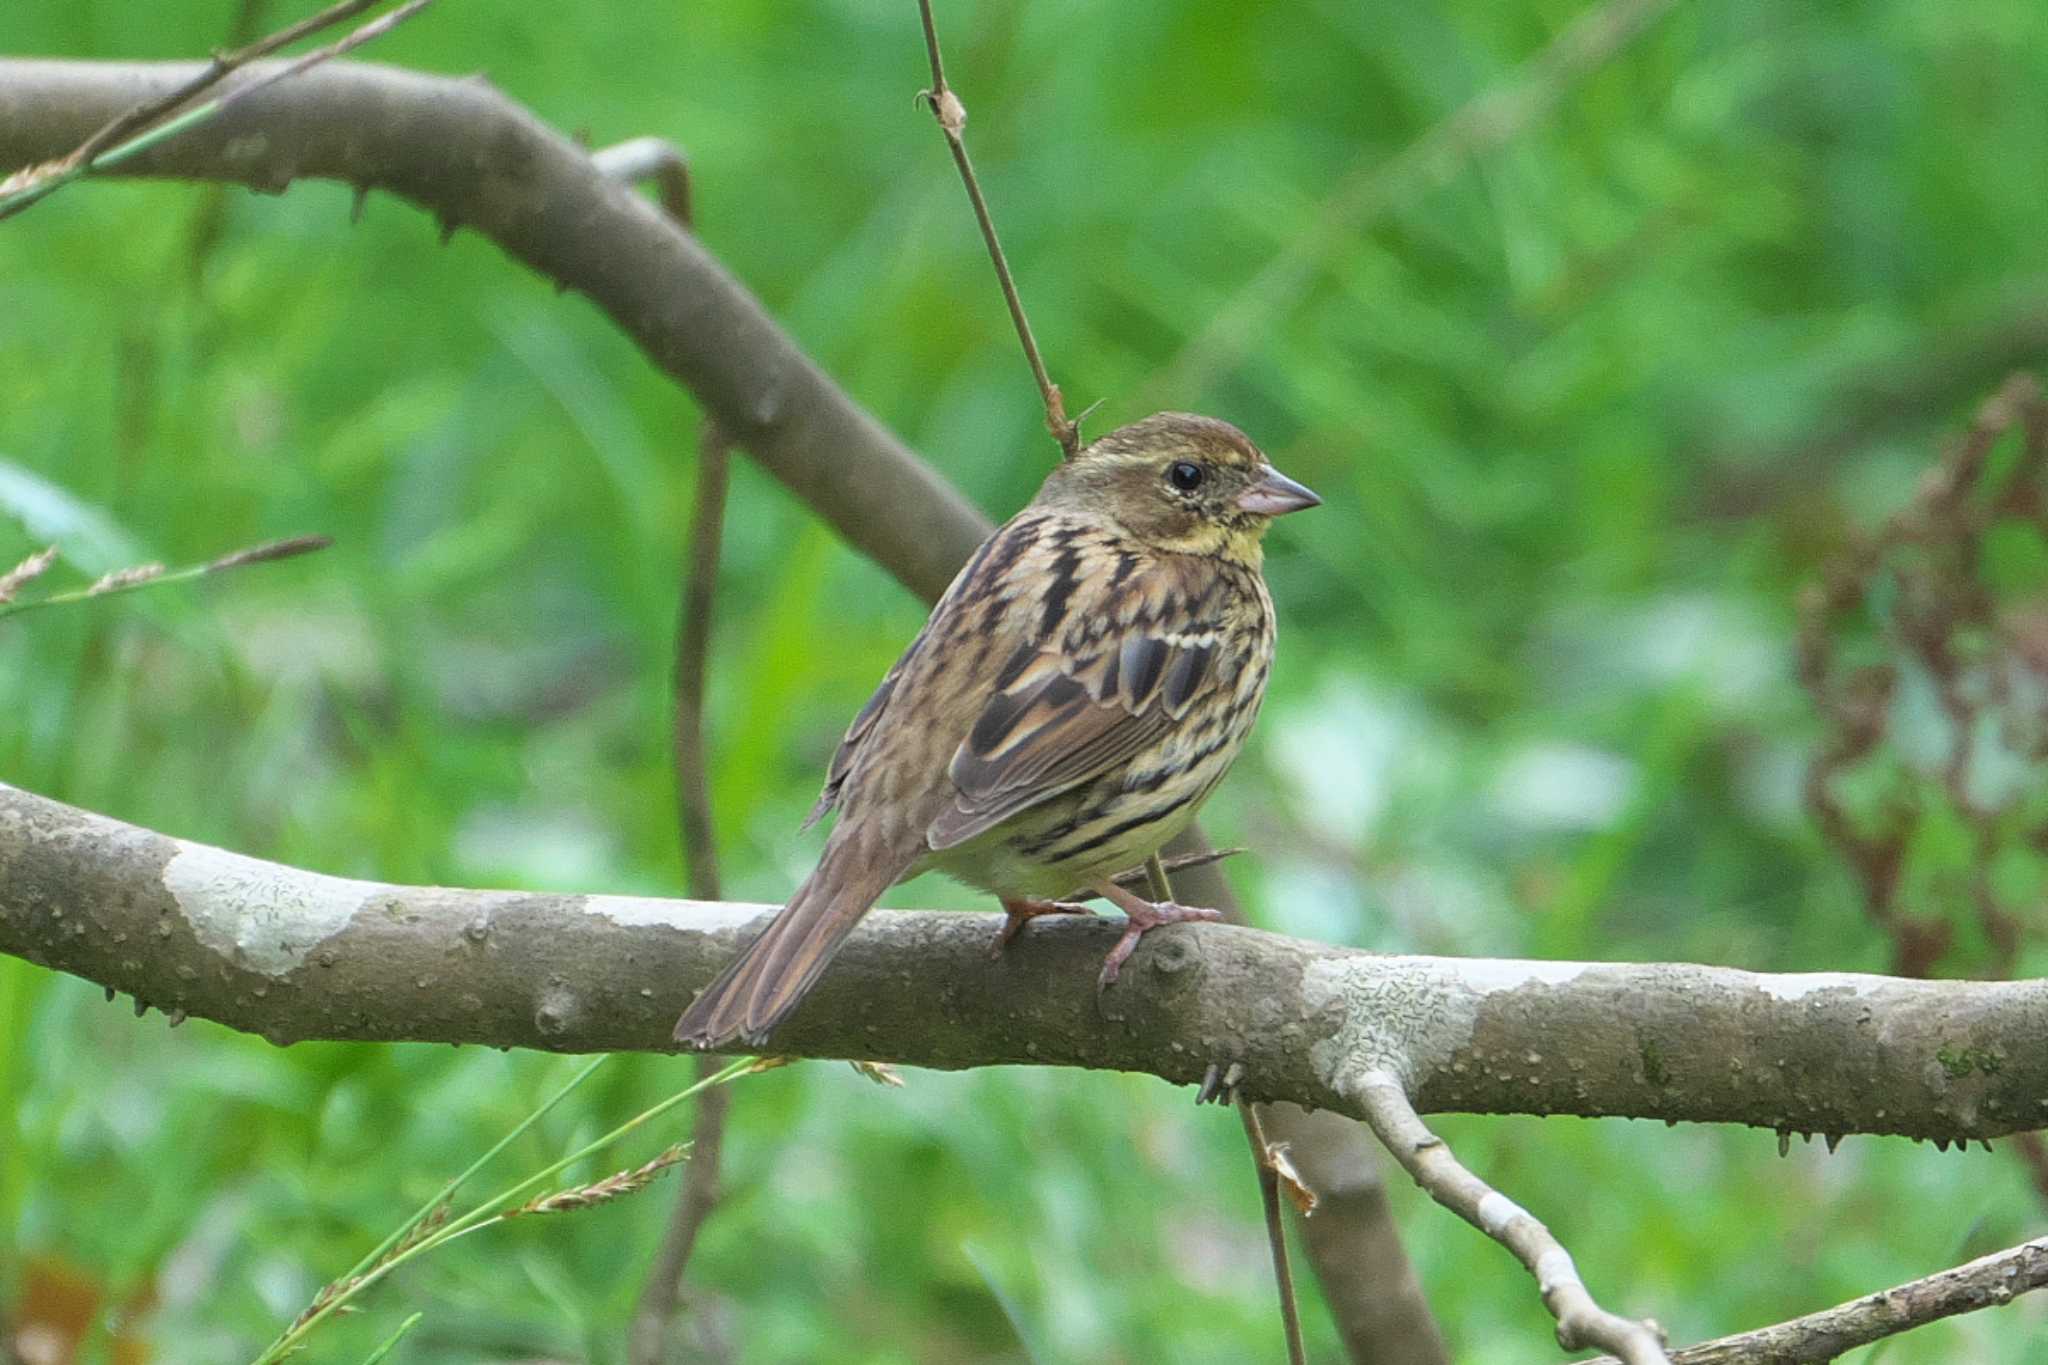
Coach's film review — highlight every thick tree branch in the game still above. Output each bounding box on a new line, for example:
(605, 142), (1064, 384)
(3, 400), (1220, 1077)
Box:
(0, 58), (987, 603)
(4, 780), (2044, 1146)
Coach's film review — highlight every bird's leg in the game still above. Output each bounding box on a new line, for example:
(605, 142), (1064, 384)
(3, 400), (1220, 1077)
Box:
(991, 895), (1097, 957)
(1091, 879), (1223, 987)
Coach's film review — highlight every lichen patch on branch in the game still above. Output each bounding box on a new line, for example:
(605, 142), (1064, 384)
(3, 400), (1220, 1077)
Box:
(1746, 971), (1889, 1003)
(1301, 956), (1470, 1093)
(162, 841), (377, 976)
(585, 894), (764, 936)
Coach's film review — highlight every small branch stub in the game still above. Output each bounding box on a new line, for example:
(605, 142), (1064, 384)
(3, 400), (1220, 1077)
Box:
(931, 87), (965, 138)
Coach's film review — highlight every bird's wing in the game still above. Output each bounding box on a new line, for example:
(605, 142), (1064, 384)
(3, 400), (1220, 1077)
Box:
(803, 630), (923, 830)
(926, 605), (1223, 852)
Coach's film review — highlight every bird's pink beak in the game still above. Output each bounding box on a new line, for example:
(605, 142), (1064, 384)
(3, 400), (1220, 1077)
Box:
(1236, 465), (1321, 517)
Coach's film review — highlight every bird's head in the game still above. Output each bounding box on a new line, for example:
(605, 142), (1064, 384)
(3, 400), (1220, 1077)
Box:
(1035, 412), (1320, 562)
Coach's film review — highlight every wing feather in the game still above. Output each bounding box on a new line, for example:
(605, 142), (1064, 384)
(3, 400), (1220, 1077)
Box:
(803, 632), (921, 830)
(926, 614), (1224, 852)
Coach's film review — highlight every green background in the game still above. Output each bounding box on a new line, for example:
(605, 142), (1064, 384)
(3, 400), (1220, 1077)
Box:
(4, 0), (2047, 1359)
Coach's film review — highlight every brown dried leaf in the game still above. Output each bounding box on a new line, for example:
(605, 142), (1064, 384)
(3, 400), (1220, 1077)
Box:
(1266, 1142), (1317, 1216)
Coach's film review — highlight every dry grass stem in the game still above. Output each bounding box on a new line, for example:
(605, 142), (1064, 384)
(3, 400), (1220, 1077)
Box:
(205, 533), (332, 572)
(508, 1143), (691, 1218)
(850, 1060), (906, 1087)
(0, 0), (438, 220)
(86, 563), (164, 595)
(0, 533), (327, 621)
(0, 546), (58, 602)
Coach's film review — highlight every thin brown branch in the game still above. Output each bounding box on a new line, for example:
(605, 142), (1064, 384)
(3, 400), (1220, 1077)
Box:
(1149, 851), (1308, 1361)
(1590, 1235), (2048, 1364)
(914, 0), (1078, 457)
(1163, 833), (1450, 1365)
(1240, 1100), (1309, 1365)
(630, 428), (734, 1362)
(620, 139), (730, 1361)
(1155, 0), (1684, 400)
(630, 1075), (730, 1363)
(1351, 1069), (1670, 1364)
(1269, 1103), (1451, 1365)
(671, 434), (729, 900)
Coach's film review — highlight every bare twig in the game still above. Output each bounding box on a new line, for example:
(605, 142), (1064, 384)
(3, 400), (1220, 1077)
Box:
(671, 430), (727, 900)
(1590, 1235), (2048, 1364)
(0, 0), (435, 221)
(1351, 1069), (1669, 1364)
(591, 137), (694, 228)
(913, 0), (1077, 457)
(1104, 845), (1243, 892)
(1240, 1101), (1310, 1365)
(1155, 0), (1684, 399)
(631, 1065), (730, 1362)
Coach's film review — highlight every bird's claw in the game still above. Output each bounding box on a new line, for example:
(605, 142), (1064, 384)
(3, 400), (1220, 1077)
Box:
(1095, 899), (1223, 988)
(991, 896), (1097, 958)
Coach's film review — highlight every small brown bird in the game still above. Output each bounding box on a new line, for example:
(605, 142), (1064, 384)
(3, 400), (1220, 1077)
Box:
(675, 413), (1318, 1049)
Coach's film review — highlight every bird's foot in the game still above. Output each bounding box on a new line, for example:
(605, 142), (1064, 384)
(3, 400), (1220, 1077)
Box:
(991, 895), (1097, 957)
(1091, 879), (1223, 987)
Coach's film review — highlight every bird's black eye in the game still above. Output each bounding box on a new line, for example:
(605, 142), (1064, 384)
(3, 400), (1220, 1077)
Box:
(1167, 460), (1205, 492)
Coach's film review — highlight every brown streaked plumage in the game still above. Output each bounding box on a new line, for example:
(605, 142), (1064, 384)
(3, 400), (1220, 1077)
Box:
(674, 413), (1318, 1049)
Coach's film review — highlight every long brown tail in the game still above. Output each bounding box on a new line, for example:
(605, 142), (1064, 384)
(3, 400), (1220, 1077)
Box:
(673, 826), (904, 1049)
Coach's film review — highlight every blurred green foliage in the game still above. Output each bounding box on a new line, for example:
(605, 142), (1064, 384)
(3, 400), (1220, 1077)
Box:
(4, 0), (2047, 1359)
